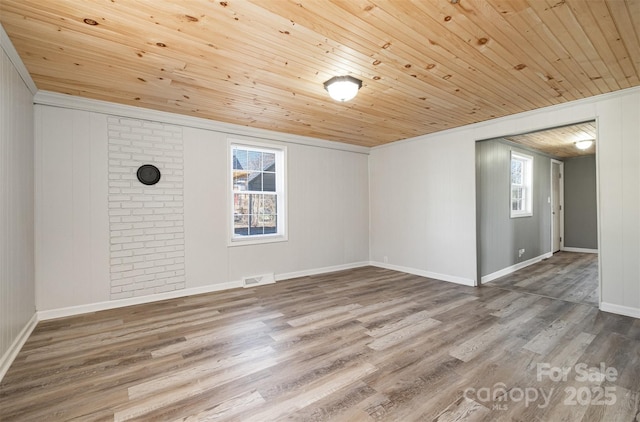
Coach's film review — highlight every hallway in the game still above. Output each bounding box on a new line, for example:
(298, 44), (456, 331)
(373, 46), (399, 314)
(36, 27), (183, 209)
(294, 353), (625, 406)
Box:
(485, 252), (598, 307)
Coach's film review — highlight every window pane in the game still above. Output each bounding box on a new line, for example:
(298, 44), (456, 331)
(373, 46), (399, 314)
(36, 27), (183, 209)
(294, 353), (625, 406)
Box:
(250, 194), (263, 216)
(262, 195), (277, 214)
(234, 214), (249, 236)
(234, 193), (250, 215)
(250, 226), (265, 236)
(263, 172), (276, 192)
(233, 171), (248, 191)
(261, 195), (277, 233)
(512, 186), (524, 211)
(263, 152), (276, 172)
(511, 159), (523, 185)
(512, 187), (523, 200)
(248, 172), (263, 191)
(262, 215), (277, 234)
(260, 214), (276, 226)
(247, 150), (262, 171)
(233, 149), (247, 170)
(512, 198), (523, 211)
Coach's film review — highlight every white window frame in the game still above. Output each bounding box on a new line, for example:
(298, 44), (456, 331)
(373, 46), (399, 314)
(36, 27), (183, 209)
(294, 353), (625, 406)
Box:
(228, 139), (287, 246)
(510, 151), (533, 218)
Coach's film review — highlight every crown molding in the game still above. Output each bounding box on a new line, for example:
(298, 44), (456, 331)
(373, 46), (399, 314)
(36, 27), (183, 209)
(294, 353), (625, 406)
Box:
(371, 85), (640, 151)
(33, 90), (370, 155)
(0, 23), (38, 95)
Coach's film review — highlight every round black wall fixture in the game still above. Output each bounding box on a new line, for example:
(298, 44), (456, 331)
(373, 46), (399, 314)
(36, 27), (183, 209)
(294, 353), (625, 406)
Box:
(137, 164), (161, 185)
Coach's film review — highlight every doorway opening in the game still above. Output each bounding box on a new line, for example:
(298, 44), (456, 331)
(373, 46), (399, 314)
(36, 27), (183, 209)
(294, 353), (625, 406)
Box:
(476, 121), (599, 307)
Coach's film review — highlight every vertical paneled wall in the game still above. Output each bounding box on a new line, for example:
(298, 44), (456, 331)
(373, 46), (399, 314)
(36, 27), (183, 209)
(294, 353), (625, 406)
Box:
(107, 117), (185, 299)
(35, 103), (370, 312)
(476, 139), (551, 277)
(0, 49), (35, 363)
(35, 107), (111, 310)
(563, 155), (598, 249)
(369, 129), (477, 285)
(597, 92), (640, 312)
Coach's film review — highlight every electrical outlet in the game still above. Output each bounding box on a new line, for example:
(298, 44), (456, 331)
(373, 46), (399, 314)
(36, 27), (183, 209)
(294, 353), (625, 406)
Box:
(518, 248), (525, 258)
(383, 256), (389, 264)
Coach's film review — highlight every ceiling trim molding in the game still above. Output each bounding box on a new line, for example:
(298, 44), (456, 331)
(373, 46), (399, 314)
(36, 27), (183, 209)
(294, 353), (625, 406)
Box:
(0, 23), (37, 96)
(372, 85), (640, 151)
(33, 90), (370, 155)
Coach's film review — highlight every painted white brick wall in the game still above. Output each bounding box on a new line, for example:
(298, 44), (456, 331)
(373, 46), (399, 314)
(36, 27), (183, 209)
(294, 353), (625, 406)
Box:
(108, 117), (185, 299)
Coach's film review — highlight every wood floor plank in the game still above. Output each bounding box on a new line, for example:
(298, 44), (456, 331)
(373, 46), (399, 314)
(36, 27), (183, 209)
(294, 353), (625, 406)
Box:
(1, 253), (636, 421)
(240, 363), (378, 422)
(170, 390), (267, 422)
(523, 319), (574, 355)
(580, 385), (640, 422)
(432, 396), (490, 422)
(114, 354), (279, 421)
(487, 252), (599, 306)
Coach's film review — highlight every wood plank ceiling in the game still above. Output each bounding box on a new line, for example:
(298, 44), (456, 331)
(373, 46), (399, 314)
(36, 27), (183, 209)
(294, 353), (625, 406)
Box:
(0, 0), (638, 147)
(504, 121), (597, 158)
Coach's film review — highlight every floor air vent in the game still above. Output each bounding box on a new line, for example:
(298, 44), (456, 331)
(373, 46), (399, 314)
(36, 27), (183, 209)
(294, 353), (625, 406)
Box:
(242, 273), (275, 288)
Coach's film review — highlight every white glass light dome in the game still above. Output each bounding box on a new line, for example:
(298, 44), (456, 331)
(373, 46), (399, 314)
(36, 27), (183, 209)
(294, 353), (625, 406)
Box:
(323, 75), (362, 102)
(575, 140), (594, 150)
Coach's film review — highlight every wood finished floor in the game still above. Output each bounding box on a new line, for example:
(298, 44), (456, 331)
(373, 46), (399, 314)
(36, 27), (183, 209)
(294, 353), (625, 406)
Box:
(486, 252), (599, 307)
(1, 265), (639, 421)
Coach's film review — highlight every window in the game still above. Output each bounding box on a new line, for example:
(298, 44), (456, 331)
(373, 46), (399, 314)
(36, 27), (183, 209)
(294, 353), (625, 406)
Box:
(230, 141), (286, 244)
(510, 151), (533, 218)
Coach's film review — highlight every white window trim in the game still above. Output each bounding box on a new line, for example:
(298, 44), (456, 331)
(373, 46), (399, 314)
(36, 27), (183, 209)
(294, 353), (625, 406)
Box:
(228, 138), (287, 246)
(510, 151), (533, 218)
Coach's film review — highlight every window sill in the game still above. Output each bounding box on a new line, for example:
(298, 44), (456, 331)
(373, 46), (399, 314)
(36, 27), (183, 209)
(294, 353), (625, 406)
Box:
(510, 213), (533, 219)
(228, 234), (288, 247)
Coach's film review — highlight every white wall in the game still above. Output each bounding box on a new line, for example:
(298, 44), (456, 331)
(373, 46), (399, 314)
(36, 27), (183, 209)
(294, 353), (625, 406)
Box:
(370, 87), (640, 317)
(369, 130), (477, 285)
(476, 140), (552, 278)
(35, 107), (110, 310)
(597, 91), (640, 316)
(0, 26), (37, 377)
(35, 100), (370, 313)
(185, 127), (370, 287)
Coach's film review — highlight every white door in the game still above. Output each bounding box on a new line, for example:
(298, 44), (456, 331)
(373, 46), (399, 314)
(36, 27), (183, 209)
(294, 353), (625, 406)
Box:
(551, 161), (563, 253)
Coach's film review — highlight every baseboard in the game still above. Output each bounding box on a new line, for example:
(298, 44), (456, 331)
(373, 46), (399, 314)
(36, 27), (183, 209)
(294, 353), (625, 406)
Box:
(600, 302), (640, 319)
(38, 262), (372, 320)
(370, 261), (476, 287)
(38, 280), (243, 321)
(0, 313), (38, 382)
(276, 261), (370, 281)
(481, 252), (553, 284)
(561, 247), (598, 254)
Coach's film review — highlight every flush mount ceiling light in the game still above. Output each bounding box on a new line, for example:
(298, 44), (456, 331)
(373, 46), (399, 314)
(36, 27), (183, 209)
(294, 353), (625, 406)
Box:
(575, 139), (594, 150)
(323, 75), (362, 102)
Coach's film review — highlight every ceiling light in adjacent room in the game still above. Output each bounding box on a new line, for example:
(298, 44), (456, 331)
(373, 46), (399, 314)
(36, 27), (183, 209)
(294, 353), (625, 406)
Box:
(575, 139), (594, 150)
(323, 75), (362, 102)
